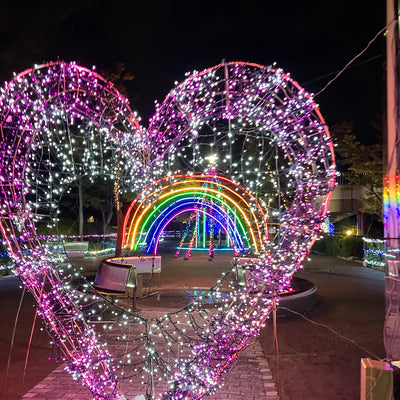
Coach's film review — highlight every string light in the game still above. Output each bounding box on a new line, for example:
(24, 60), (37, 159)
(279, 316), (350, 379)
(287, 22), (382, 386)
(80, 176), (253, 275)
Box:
(0, 61), (335, 399)
(124, 175), (266, 254)
(363, 237), (389, 269)
(0, 61), (145, 399)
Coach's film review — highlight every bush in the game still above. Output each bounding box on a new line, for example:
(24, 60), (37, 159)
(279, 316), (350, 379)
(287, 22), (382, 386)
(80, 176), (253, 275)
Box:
(0, 267), (12, 277)
(312, 235), (364, 259)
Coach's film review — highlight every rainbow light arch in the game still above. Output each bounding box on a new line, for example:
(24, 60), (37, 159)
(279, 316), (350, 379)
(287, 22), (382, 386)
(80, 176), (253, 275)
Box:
(123, 174), (269, 254)
(152, 207), (243, 255)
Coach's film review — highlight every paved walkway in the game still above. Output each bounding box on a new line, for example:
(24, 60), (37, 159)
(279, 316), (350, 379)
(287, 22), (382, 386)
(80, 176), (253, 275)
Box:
(22, 338), (278, 399)
(6, 252), (387, 399)
(22, 303), (279, 399)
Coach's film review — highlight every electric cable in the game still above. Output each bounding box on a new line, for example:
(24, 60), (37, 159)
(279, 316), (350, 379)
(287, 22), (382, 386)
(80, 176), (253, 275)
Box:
(301, 55), (382, 86)
(314, 19), (397, 97)
(3, 285), (26, 400)
(277, 306), (383, 360)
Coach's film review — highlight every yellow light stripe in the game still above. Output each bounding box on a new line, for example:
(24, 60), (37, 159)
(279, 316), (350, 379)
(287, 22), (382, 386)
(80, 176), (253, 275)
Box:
(162, 179), (267, 248)
(136, 190), (251, 252)
(129, 185), (260, 253)
(158, 186), (259, 251)
(125, 175), (268, 252)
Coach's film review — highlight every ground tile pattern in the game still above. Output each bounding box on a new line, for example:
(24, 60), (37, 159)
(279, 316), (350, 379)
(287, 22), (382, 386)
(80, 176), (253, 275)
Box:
(22, 306), (279, 399)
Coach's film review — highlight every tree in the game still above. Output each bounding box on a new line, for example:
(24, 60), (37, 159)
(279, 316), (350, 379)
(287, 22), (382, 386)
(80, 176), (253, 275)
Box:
(77, 177), (84, 237)
(331, 122), (383, 217)
(99, 62), (135, 97)
(0, 3), (82, 82)
(84, 177), (115, 236)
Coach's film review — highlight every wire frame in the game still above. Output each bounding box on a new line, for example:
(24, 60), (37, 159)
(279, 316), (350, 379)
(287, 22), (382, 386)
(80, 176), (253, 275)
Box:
(0, 61), (335, 399)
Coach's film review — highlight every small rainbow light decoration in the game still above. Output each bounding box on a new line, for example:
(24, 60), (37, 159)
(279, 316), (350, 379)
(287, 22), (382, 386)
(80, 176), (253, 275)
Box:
(123, 174), (268, 255)
(383, 175), (400, 231)
(0, 61), (335, 399)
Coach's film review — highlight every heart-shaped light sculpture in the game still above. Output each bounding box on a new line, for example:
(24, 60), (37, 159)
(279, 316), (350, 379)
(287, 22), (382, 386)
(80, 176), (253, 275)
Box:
(0, 61), (335, 399)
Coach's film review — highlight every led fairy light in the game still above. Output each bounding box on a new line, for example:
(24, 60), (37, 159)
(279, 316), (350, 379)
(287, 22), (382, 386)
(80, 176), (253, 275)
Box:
(141, 62), (335, 398)
(382, 176), (400, 231)
(123, 174), (268, 254)
(0, 61), (146, 399)
(363, 237), (387, 268)
(128, 186), (256, 253)
(0, 61), (335, 400)
(149, 204), (245, 255)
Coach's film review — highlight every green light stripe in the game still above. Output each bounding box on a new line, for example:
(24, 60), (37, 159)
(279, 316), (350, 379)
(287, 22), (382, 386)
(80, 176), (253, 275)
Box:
(135, 191), (251, 250)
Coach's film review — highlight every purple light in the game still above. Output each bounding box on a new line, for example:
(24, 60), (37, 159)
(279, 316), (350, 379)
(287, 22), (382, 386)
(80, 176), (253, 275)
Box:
(144, 199), (245, 254)
(152, 206), (242, 255)
(0, 60), (335, 399)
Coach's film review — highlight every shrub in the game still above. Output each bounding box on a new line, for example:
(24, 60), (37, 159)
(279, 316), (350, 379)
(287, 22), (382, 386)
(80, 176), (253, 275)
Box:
(312, 235), (364, 259)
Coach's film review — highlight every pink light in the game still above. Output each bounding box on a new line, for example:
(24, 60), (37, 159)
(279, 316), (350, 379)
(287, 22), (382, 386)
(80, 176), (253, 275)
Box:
(0, 60), (335, 400)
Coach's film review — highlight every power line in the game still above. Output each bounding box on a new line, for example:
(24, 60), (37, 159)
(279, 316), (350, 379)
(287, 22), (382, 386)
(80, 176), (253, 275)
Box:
(277, 306), (382, 360)
(314, 20), (397, 97)
(301, 55), (382, 86)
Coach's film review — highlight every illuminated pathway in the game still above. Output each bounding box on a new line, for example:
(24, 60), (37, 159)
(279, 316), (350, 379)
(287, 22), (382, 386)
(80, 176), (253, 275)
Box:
(22, 309), (279, 400)
(1, 61), (335, 399)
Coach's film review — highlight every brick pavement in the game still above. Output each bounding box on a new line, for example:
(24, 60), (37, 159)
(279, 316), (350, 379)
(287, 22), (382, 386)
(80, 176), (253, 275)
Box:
(22, 339), (278, 399)
(22, 305), (279, 400)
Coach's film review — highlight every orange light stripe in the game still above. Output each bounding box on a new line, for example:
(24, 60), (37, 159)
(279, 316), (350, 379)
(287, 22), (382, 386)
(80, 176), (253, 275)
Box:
(124, 174), (269, 251)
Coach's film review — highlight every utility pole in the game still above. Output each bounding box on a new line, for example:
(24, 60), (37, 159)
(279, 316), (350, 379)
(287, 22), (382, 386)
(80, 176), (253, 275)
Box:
(384, 0), (400, 360)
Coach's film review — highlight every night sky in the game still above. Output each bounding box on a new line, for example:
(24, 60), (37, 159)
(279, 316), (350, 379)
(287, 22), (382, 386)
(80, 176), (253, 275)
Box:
(0, 1), (386, 141)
